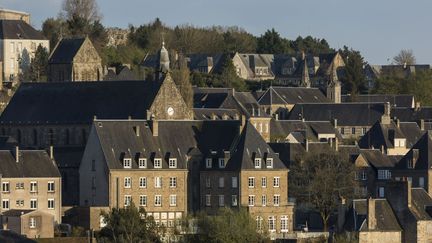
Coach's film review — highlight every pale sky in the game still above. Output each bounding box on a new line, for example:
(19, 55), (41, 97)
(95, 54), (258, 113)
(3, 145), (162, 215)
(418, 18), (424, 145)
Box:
(2, 0), (432, 64)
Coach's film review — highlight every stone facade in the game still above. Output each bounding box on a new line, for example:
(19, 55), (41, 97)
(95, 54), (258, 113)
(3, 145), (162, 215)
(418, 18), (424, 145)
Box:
(359, 231), (402, 243)
(0, 9), (30, 24)
(3, 210), (55, 238)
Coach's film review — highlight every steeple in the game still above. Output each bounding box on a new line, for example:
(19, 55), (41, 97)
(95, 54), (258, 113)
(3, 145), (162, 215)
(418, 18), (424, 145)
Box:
(300, 52), (311, 88)
(156, 38), (170, 80)
(326, 66), (341, 103)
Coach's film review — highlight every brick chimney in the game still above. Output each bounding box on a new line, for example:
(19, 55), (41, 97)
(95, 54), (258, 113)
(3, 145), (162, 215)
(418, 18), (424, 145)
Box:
(367, 198), (377, 230)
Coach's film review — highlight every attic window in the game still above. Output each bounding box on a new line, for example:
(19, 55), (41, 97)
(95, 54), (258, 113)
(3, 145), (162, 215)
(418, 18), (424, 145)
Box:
(266, 158), (273, 168)
(123, 158), (132, 168)
(169, 158), (177, 168)
(218, 158), (225, 169)
(407, 159), (414, 169)
(205, 158), (212, 169)
(98, 122), (103, 127)
(138, 158), (147, 168)
(254, 158), (261, 169)
(154, 158), (162, 169)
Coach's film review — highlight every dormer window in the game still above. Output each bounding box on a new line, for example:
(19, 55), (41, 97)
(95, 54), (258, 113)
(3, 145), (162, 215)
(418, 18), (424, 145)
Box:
(138, 158), (147, 169)
(205, 158), (212, 169)
(218, 158), (225, 168)
(169, 158), (177, 168)
(154, 158), (162, 169)
(407, 159), (414, 169)
(254, 158), (261, 168)
(394, 138), (406, 148)
(123, 158), (132, 168)
(266, 158), (273, 168)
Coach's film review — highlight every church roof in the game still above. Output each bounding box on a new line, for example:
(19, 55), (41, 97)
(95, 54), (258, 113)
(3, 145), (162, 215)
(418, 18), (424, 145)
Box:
(49, 37), (86, 64)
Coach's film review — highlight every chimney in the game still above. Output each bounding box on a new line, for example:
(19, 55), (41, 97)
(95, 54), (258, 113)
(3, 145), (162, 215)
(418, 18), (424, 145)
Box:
(333, 118), (338, 128)
(257, 108), (261, 116)
(335, 138), (339, 152)
(134, 126), (140, 137)
(420, 119), (425, 131)
(305, 139), (309, 152)
(381, 145), (385, 154)
(415, 102), (421, 111)
(151, 120), (158, 137)
(275, 113), (279, 120)
(367, 198), (377, 230)
(93, 115), (97, 121)
(49, 146), (54, 159)
(14, 146), (19, 163)
(396, 119), (400, 128)
(407, 180), (412, 208)
(381, 102), (391, 125)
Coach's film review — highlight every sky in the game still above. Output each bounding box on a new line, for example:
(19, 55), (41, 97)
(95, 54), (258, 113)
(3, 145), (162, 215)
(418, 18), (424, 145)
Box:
(2, 0), (432, 64)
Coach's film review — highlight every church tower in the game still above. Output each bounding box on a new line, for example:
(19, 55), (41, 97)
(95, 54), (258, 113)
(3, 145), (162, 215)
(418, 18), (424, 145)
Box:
(300, 52), (311, 88)
(326, 66), (341, 103)
(156, 41), (170, 80)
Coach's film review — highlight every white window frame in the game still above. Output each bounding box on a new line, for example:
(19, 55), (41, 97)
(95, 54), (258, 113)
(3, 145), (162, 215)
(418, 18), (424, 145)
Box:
(48, 198), (55, 209)
(154, 177), (162, 188)
(169, 177), (177, 188)
(262, 195), (267, 206)
(266, 158), (273, 168)
(29, 217), (36, 229)
(30, 199), (37, 209)
(205, 158), (212, 168)
(273, 194), (280, 206)
(124, 195), (131, 207)
(154, 158), (162, 169)
(248, 177), (255, 188)
(231, 195), (238, 206)
(30, 181), (38, 193)
(281, 216), (289, 232)
(154, 195), (162, 206)
(248, 195), (255, 206)
(218, 158), (225, 168)
(2, 182), (9, 192)
(139, 195), (147, 206)
(48, 181), (55, 192)
(273, 177), (280, 187)
(2, 199), (9, 209)
(138, 158), (147, 168)
(262, 177), (267, 187)
(124, 177), (131, 188)
(254, 158), (261, 168)
(231, 177), (238, 188)
(139, 177), (147, 188)
(268, 216), (276, 232)
(123, 158), (132, 168)
(256, 216), (263, 231)
(169, 195), (177, 207)
(169, 158), (177, 168)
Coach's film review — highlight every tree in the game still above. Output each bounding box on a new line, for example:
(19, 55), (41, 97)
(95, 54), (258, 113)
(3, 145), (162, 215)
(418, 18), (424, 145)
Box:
(193, 207), (268, 243)
(28, 45), (49, 81)
(257, 28), (292, 54)
(171, 56), (193, 108)
(393, 49), (416, 65)
(290, 147), (355, 231)
(42, 18), (68, 47)
(61, 0), (101, 23)
(340, 46), (367, 95)
(98, 203), (163, 243)
(218, 54), (247, 91)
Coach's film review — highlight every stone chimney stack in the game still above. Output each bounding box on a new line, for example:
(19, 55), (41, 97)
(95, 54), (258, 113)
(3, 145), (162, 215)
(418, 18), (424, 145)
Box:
(367, 198), (377, 230)
(49, 146), (54, 160)
(420, 119), (425, 131)
(381, 102), (391, 125)
(14, 146), (19, 163)
(407, 180), (412, 208)
(151, 120), (159, 137)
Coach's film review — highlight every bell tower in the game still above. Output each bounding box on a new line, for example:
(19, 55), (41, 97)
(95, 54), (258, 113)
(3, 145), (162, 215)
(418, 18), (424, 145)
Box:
(326, 66), (341, 103)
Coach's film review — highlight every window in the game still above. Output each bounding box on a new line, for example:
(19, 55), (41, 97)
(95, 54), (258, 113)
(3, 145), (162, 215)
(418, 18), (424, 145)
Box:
(218, 195), (224, 207)
(2, 182), (9, 192)
(47, 181), (55, 192)
(248, 195), (255, 206)
(268, 216), (276, 231)
(124, 177), (131, 188)
(30, 182), (38, 192)
(281, 216), (289, 232)
(29, 217), (36, 229)
(169, 158), (177, 168)
(154, 158), (162, 168)
(254, 158), (261, 168)
(362, 128), (367, 135)
(155, 195), (162, 206)
(169, 177), (177, 188)
(2, 199), (9, 209)
(256, 216), (263, 231)
(139, 195), (147, 206)
(218, 177), (224, 188)
(138, 158), (147, 168)
(377, 170), (391, 180)
(261, 177), (267, 187)
(273, 177), (280, 187)
(231, 177), (238, 188)
(420, 177), (425, 188)
(273, 195), (280, 206)
(218, 158), (225, 168)
(15, 182), (24, 190)
(408, 159), (414, 169)
(205, 158), (212, 168)
(16, 200), (24, 207)
(205, 195), (211, 206)
(123, 158), (132, 168)
(169, 195), (177, 206)
(231, 195), (238, 206)
(124, 195), (131, 207)
(360, 171), (367, 180)
(139, 177), (147, 188)
(205, 178), (211, 188)
(340, 128), (345, 135)
(48, 199), (55, 209)
(351, 127), (356, 134)
(378, 187), (385, 198)
(248, 177), (255, 188)
(30, 199), (37, 209)
(262, 195), (267, 206)
(155, 177), (162, 188)
(266, 158), (273, 168)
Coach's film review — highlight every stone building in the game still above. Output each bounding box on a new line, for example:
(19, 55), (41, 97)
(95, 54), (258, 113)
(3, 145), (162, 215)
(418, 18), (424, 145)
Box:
(0, 9), (30, 24)
(0, 147), (62, 238)
(48, 37), (102, 82)
(0, 19), (49, 83)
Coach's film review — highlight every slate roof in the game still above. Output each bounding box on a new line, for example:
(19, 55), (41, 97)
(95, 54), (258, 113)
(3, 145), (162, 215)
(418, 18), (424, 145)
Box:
(0, 150), (60, 178)
(269, 142), (305, 167)
(359, 149), (395, 168)
(94, 120), (240, 170)
(49, 37), (86, 64)
(53, 147), (85, 168)
(257, 86), (329, 106)
(193, 108), (240, 120)
(103, 66), (140, 81)
(287, 103), (386, 126)
(0, 20), (45, 40)
(410, 188), (432, 220)
(347, 199), (401, 232)
(392, 107), (432, 122)
(342, 94), (414, 108)
(2, 209), (34, 217)
(270, 120), (340, 142)
(186, 54), (224, 73)
(0, 81), (162, 124)
(396, 132), (432, 170)
(226, 122), (285, 170)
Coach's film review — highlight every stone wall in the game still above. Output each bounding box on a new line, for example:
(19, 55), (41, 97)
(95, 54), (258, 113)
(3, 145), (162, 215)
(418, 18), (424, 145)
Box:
(359, 231), (401, 243)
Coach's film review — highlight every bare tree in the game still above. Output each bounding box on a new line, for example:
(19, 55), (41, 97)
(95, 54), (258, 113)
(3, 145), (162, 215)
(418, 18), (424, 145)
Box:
(393, 49), (416, 65)
(61, 0), (101, 23)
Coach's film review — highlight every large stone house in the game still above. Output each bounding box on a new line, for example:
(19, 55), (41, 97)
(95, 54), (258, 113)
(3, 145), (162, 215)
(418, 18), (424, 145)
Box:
(0, 147), (61, 238)
(0, 19), (49, 83)
(48, 37), (102, 82)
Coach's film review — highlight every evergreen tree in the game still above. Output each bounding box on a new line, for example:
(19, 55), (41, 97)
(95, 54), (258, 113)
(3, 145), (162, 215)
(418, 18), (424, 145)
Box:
(171, 56), (193, 108)
(23, 45), (49, 82)
(219, 54), (247, 91)
(340, 46), (367, 95)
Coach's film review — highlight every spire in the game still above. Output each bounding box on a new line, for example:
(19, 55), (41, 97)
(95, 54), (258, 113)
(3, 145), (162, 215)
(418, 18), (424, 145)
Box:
(329, 65), (340, 87)
(300, 52), (311, 88)
(157, 36), (170, 80)
(326, 65), (341, 103)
